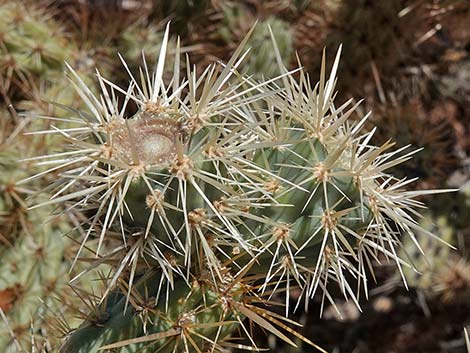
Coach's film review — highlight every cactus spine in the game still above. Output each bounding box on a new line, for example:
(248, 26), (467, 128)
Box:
(24, 24), (448, 353)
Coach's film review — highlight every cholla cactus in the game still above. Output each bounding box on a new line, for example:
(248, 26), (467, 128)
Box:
(0, 0), (112, 121)
(0, 131), (28, 244)
(25, 25), (448, 352)
(0, 111), (69, 351)
(116, 22), (175, 82)
(187, 2), (293, 77)
(0, 1), (70, 99)
(0, 215), (69, 352)
(0, 54), (102, 350)
(399, 214), (470, 306)
(218, 4), (293, 77)
(16, 46), (111, 118)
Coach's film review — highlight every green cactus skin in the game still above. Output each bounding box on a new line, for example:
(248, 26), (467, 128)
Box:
(0, 3), (172, 350)
(27, 25), (449, 353)
(0, 2), (67, 72)
(0, 111), (41, 249)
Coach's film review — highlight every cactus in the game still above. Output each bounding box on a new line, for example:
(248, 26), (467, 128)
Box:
(0, 109), (51, 250)
(0, 6), (178, 349)
(0, 215), (68, 352)
(0, 115), (58, 351)
(395, 179), (469, 306)
(116, 22), (175, 82)
(24, 25), (449, 352)
(15, 46), (111, 118)
(0, 75), (95, 352)
(398, 214), (470, 305)
(186, 2), (293, 77)
(0, 0), (120, 120)
(0, 1), (72, 100)
(218, 4), (293, 78)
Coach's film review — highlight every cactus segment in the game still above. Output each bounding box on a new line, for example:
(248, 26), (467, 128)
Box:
(23, 24), (451, 353)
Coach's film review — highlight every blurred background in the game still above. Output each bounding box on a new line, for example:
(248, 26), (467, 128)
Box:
(0, 0), (469, 352)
